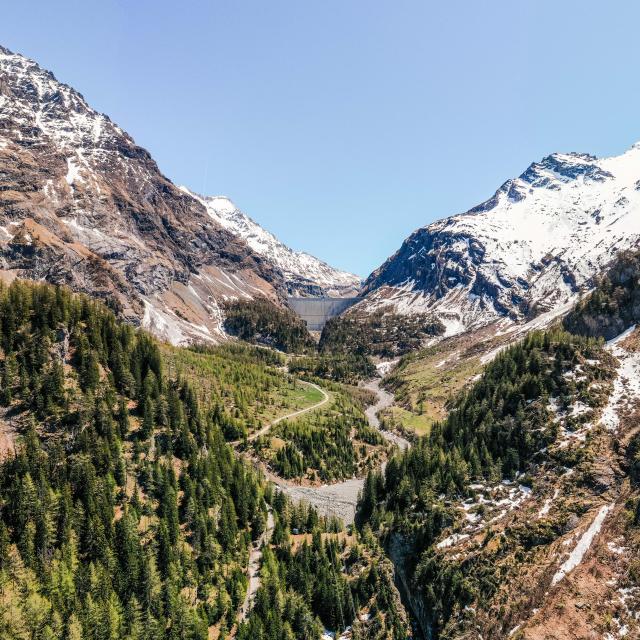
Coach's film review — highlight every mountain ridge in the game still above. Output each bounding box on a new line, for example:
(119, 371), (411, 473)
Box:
(0, 44), (357, 345)
(181, 187), (361, 297)
(359, 143), (640, 336)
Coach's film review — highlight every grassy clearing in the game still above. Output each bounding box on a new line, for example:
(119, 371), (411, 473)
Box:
(287, 382), (325, 409)
(382, 337), (485, 435)
(161, 343), (329, 428)
(383, 405), (433, 436)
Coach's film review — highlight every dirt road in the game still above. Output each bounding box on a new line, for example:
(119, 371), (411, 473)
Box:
(238, 508), (275, 623)
(233, 381), (330, 445)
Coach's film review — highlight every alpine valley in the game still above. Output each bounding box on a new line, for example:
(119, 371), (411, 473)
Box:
(2, 43), (640, 640)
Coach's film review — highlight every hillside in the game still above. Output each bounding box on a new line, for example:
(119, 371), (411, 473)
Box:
(183, 188), (361, 297)
(356, 248), (640, 639)
(0, 279), (410, 640)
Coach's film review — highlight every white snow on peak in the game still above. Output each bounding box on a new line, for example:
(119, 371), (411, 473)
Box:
(181, 187), (361, 296)
(363, 143), (640, 334)
(0, 47), (124, 156)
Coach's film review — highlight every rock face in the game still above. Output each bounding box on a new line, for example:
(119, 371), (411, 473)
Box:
(0, 45), (357, 344)
(361, 146), (640, 336)
(183, 189), (361, 297)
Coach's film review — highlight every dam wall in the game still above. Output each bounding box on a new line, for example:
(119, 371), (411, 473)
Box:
(287, 297), (361, 331)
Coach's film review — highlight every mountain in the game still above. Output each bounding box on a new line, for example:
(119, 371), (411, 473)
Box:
(182, 188), (361, 297)
(360, 145), (640, 335)
(0, 45), (355, 346)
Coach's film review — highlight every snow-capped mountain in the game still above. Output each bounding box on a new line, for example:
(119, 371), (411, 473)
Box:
(0, 45), (356, 344)
(361, 145), (640, 335)
(182, 189), (361, 297)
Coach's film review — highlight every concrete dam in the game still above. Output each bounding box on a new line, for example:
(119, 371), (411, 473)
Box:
(287, 297), (361, 331)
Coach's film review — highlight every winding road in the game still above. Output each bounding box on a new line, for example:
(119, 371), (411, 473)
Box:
(265, 375), (410, 525)
(230, 380), (330, 447)
(234, 367), (410, 627)
(248, 381), (330, 441)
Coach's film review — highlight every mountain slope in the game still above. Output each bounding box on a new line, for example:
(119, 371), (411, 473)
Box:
(361, 145), (640, 336)
(0, 45), (356, 346)
(354, 248), (640, 639)
(183, 188), (361, 296)
(0, 279), (409, 640)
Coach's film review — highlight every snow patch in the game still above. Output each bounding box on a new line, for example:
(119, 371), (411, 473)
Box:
(538, 488), (559, 517)
(65, 156), (82, 187)
(601, 328), (640, 432)
(552, 504), (612, 585)
(437, 533), (470, 549)
(376, 358), (399, 376)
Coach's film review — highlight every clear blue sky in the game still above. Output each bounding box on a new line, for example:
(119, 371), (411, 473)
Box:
(4, 1), (640, 276)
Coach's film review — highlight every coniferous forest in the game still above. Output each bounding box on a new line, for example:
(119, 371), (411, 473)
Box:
(0, 280), (268, 638)
(254, 392), (386, 483)
(319, 311), (445, 358)
(0, 280), (406, 640)
(223, 299), (316, 354)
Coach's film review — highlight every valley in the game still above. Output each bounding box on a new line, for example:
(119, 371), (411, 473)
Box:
(255, 374), (409, 525)
(3, 41), (640, 640)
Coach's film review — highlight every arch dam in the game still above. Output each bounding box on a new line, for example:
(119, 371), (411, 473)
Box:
(287, 297), (361, 331)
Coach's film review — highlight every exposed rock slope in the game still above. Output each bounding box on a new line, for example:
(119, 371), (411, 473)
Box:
(183, 188), (361, 297)
(0, 45), (356, 344)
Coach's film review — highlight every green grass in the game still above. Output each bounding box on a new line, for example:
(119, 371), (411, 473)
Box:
(161, 343), (328, 427)
(383, 405), (433, 436)
(289, 383), (325, 407)
(383, 339), (484, 435)
(258, 381), (330, 425)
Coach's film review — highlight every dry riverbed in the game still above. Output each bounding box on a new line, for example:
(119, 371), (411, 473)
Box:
(270, 370), (410, 524)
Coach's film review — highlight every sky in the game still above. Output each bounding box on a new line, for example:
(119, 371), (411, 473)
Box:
(3, 1), (640, 277)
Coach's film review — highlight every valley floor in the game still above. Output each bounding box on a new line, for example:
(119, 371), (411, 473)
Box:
(248, 374), (410, 525)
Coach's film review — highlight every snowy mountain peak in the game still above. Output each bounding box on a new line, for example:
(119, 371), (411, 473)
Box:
(361, 143), (640, 336)
(181, 187), (361, 297)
